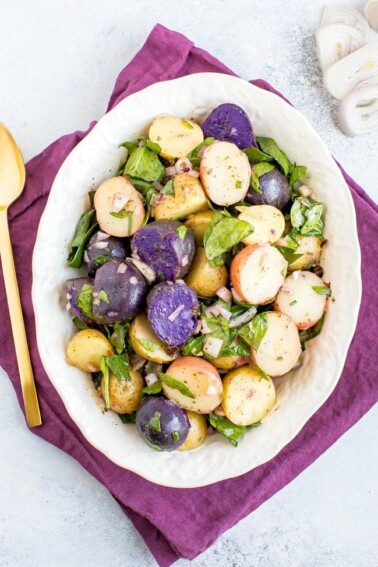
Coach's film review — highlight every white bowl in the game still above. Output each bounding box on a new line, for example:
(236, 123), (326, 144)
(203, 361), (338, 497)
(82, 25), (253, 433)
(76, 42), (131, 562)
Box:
(32, 73), (361, 487)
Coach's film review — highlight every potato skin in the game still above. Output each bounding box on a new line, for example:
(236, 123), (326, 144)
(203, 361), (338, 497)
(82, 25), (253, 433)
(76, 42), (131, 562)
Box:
(101, 368), (143, 414)
(177, 411), (207, 451)
(66, 329), (114, 372)
(129, 313), (178, 364)
(185, 247), (228, 298)
(154, 173), (208, 221)
(184, 210), (215, 247)
(221, 365), (276, 426)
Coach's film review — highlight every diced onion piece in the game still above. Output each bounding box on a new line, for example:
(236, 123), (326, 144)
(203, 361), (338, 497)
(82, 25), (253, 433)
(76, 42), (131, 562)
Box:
(216, 304), (232, 321)
(297, 185), (313, 197)
(213, 405), (225, 416)
(187, 169), (200, 178)
(165, 166), (176, 177)
(117, 263), (127, 274)
(229, 306), (257, 328)
(231, 287), (244, 303)
(145, 372), (159, 386)
(129, 276), (138, 285)
(167, 304), (185, 322)
(339, 84), (378, 136)
(323, 42), (378, 100)
(365, 0), (378, 32)
(175, 157), (193, 174)
(128, 257), (156, 284)
(203, 336), (223, 359)
(96, 231), (110, 241)
(216, 286), (232, 302)
(94, 241), (108, 250)
(320, 5), (370, 41)
(316, 23), (365, 72)
(112, 191), (130, 212)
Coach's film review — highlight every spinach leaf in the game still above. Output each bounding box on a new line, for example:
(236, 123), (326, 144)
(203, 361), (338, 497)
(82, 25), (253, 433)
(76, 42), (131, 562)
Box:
(124, 147), (165, 182)
(238, 313), (268, 351)
(299, 313), (326, 348)
(283, 232), (299, 250)
(142, 382), (163, 395)
(312, 285), (331, 296)
(177, 225), (188, 240)
(120, 141), (138, 152)
(73, 317), (89, 330)
(67, 210), (98, 268)
(161, 179), (175, 196)
(256, 137), (291, 175)
(77, 284), (95, 321)
(244, 146), (274, 163)
(209, 413), (246, 447)
(149, 411), (161, 432)
(102, 353), (130, 382)
(158, 373), (195, 399)
(137, 137), (162, 154)
(204, 213), (252, 265)
(95, 255), (109, 266)
(138, 339), (160, 353)
(128, 177), (158, 222)
(187, 137), (215, 168)
(107, 322), (130, 354)
(275, 246), (303, 265)
(225, 341), (251, 357)
(289, 165), (307, 188)
(119, 412), (136, 424)
(88, 190), (96, 207)
(182, 335), (205, 356)
(98, 290), (109, 304)
(100, 357), (110, 409)
(290, 198), (325, 237)
(250, 162), (276, 194)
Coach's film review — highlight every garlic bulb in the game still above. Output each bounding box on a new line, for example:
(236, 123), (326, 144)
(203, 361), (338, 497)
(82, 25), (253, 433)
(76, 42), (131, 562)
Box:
(339, 84), (378, 135)
(316, 24), (365, 71)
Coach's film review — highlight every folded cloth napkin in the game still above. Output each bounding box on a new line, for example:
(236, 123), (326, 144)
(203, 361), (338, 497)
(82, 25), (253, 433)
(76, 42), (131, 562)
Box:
(1, 24), (377, 567)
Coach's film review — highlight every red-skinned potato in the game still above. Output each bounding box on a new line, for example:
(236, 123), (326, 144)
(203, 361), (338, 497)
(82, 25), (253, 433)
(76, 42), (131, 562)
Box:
(94, 177), (145, 237)
(231, 244), (287, 305)
(163, 356), (223, 414)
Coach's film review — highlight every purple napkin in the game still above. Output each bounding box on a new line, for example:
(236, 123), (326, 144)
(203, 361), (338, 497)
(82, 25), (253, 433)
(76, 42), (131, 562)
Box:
(1, 24), (377, 567)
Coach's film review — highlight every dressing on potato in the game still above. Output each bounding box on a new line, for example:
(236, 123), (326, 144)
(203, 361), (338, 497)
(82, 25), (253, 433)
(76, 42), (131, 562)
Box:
(101, 367), (143, 414)
(66, 329), (114, 372)
(154, 173), (208, 221)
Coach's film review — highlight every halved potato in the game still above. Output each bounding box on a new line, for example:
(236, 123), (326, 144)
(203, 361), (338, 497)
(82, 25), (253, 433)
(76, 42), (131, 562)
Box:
(66, 329), (114, 372)
(288, 235), (322, 271)
(129, 313), (178, 364)
(185, 247), (228, 298)
(94, 176), (145, 237)
(163, 356), (223, 414)
(222, 365), (276, 426)
(154, 173), (208, 221)
(177, 411), (207, 451)
(184, 210), (215, 246)
(101, 367), (143, 414)
(236, 205), (285, 245)
(149, 115), (204, 159)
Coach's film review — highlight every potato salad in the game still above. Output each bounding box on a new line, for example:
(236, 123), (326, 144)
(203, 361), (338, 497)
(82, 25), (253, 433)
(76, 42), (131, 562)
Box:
(65, 103), (331, 452)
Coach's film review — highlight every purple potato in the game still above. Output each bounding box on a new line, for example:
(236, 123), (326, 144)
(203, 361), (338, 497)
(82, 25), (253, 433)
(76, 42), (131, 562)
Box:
(84, 231), (127, 274)
(201, 103), (257, 149)
(246, 168), (291, 210)
(131, 220), (195, 282)
(136, 396), (190, 451)
(93, 259), (148, 325)
(147, 281), (199, 346)
(66, 277), (94, 325)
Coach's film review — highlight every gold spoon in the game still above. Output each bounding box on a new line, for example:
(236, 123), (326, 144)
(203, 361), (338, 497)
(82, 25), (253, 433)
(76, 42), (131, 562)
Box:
(0, 122), (42, 427)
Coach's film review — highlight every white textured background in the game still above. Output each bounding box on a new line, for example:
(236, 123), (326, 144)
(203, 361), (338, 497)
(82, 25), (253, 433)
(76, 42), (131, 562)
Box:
(0, 1), (377, 566)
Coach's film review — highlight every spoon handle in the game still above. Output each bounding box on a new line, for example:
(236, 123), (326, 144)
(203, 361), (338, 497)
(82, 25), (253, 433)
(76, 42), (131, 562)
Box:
(0, 209), (42, 427)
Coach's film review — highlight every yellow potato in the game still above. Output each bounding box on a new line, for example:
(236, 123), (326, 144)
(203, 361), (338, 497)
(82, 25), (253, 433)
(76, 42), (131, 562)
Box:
(288, 235), (322, 271)
(149, 115), (204, 159)
(177, 411), (207, 451)
(222, 365), (276, 426)
(236, 205), (285, 245)
(66, 329), (114, 372)
(184, 210), (215, 246)
(101, 368), (143, 414)
(185, 247), (228, 298)
(129, 314), (178, 364)
(154, 173), (208, 221)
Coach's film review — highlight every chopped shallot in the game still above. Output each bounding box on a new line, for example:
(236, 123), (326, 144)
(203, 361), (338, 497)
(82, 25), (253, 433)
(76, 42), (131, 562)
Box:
(128, 257), (156, 284)
(175, 157), (192, 174)
(213, 405), (225, 416)
(216, 286), (232, 302)
(297, 185), (312, 197)
(130, 276), (138, 285)
(94, 241), (108, 250)
(182, 255), (189, 267)
(229, 307), (257, 328)
(130, 354), (146, 371)
(168, 304), (185, 322)
(165, 166), (176, 177)
(112, 192), (129, 212)
(145, 373), (159, 386)
(187, 169), (200, 178)
(107, 311), (118, 318)
(96, 231), (110, 241)
(203, 336), (223, 358)
(87, 363), (97, 373)
(117, 263), (127, 274)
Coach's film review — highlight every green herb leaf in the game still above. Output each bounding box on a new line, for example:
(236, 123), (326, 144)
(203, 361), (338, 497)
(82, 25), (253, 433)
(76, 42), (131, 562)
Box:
(110, 209), (129, 218)
(312, 285), (331, 295)
(128, 177), (158, 223)
(182, 118), (194, 129)
(77, 284), (95, 321)
(124, 147), (165, 182)
(204, 213), (252, 265)
(290, 198), (325, 237)
(171, 431), (180, 442)
(142, 382), (163, 395)
(250, 363), (270, 381)
(283, 232), (299, 250)
(88, 190), (96, 207)
(244, 146), (274, 163)
(250, 163), (275, 193)
(138, 339), (160, 353)
(224, 341), (251, 357)
(177, 225), (188, 240)
(275, 246), (303, 265)
(209, 413), (246, 447)
(119, 412), (136, 424)
(158, 372), (196, 399)
(149, 411), (161, 432)
(238, 313), (268, 351)
(290, 199), (306, 229)
(107, 322), (130, 354)
(103, 353), (130, 381)
(289, 165), (307, 188)
(187, 137), (215, 168)
(299, 313), (326, 348)
(100, 356), (110, 410)
(182, 335), (205, 356)
(95, 255), (109, 266)
(161, 179), (175, 196)
(256, 137), (291, 175)
(98, 290), (109, 304)
(67, 210), (98, 268)
(72, 317), (89, 330)
(290, 300), (297, 306)
(137, 137), (162, 154)
(120, 141), (138, 152)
